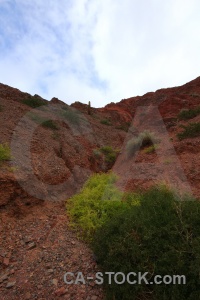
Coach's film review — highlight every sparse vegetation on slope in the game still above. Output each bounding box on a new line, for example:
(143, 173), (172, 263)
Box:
(92, 146), (119, 166)
(61, 107), (81, 125)
(178, 107), (200, 120)
(0, 143), (11, 162)
(143, 144), (159, 154)
(28, 113), (59, 130)
(100, 119), (112, 126)
(177, 122), (200, 140)
(42, 120), (59, 130)
(100, 146), (118, 163)
(126, 130), (157, 157)
(22, 95), (47, 108)
(2, 72), (200, 300)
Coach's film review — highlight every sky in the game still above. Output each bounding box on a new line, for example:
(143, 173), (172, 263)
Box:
(0, 0), (200, 107)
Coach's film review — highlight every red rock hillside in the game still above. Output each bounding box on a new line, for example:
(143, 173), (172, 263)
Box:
(1, 76), (200, 299)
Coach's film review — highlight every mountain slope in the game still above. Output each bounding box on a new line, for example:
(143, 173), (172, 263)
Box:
(1, 77), (200, 299)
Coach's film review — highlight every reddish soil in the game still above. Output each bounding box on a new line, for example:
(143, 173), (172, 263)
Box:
(0, 201), (103, 300)
(1, 76), (200, 299)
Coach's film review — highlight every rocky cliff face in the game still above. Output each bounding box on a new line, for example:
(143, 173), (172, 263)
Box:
(1, 76), (200, 215)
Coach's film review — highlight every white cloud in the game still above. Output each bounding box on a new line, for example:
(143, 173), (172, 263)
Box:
(0, 0), (200, 107)
(92, 0), (200, 99)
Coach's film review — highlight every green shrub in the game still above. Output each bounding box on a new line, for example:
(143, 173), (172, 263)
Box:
(100, 146), (113, 154)
(143, 144), (159, 154)
(42, 120), (58, 130)
(177, 122), (200, 140)
(178, 107), (200, 120)
(22, 95), (47, 108)
(100, 146), (117, 164)
(0, 143), (11, 162)
(126, 130), (157, 157)
(93, 186), (200, 300)
(28, 113), (58, 130)
(93, 146), (118, 164)
(105, 152), (116, 163)
(61, 108), (80, 125)
(66, 173), (138, 241)
(100, 119), (112, 126)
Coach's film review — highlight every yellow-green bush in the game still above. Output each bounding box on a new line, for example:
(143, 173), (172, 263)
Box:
(66, 172), (139, 241)
(143, 144), (159, 154)
(0, 143), (11, 162)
